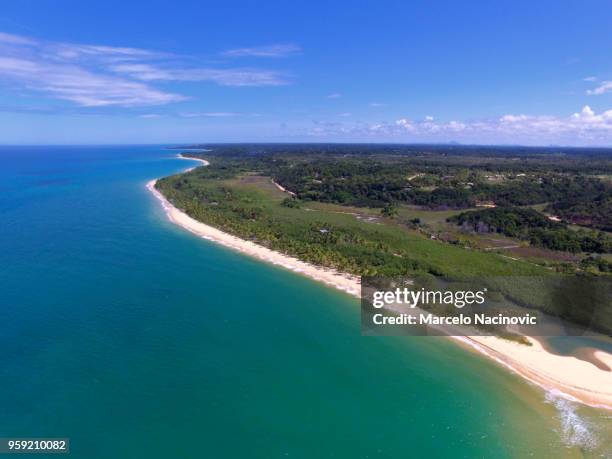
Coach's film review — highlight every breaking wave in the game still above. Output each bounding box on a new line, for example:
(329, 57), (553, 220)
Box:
(545, 391), (598, 451)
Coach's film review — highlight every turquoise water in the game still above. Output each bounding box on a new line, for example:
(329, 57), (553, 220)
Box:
(0, 146), (609, 458)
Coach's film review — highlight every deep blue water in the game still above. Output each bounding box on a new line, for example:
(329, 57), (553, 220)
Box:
(0, 146), (608, 458)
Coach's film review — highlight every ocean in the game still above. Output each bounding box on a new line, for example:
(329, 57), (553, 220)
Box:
(0, 145), (609, 458)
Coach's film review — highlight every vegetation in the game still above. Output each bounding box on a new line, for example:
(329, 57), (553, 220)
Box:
(581, 255), (612, 273)
(156, 144), (612, 334)
(549, 188), (612, 231)
(449, 207), (612, 253)
(157, 169), (543, 278)
(175, 144), (612, 217)
(381, 203), (398, 218)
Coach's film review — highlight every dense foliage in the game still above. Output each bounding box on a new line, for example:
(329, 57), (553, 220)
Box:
(176, 143), (612, 174)
(183, 145), (612, 229)
(449, 207), (612, 253)
(549, 187), (612, 231)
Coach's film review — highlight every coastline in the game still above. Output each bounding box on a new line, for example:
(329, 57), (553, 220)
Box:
(176, 154), (209, 172)
(455, 335), (612, 410)
(149, 154), (612, 411)
(147, 155), (360, 297)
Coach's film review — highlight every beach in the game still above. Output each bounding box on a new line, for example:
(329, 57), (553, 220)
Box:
(149, 155), (612, 411)
(462, 335), (612, 410)
(147, 158), (360, 297)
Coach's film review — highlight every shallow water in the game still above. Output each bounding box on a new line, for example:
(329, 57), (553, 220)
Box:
(0, 145), (609, 458)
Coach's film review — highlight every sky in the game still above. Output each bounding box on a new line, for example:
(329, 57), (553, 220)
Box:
(1, 0), (612, 145)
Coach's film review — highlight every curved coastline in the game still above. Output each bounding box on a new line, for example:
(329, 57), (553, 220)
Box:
(148, 156), (360, 297)
(148, 154), (612, 411)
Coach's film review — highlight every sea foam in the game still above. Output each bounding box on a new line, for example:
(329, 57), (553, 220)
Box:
(545, 391), (598, 451)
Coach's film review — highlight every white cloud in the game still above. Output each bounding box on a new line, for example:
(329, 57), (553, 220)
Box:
(0, 31), (291, 108)
(304, 106), (612, 145)
(140, 113), (162, 118)
(0, 32), (37, 45)
(110, 63), (288, 86)
(369, 102), (386, 107)
(0, 56), (185, 106)
(573, 105), (595, 118)
(395, 119), (416, 133)
(500, 114), (529, 123)
(587, 81), (612, 95)
(327, 93), (342, 99)
(51, 44), (164, 62)
(447, 121), (466, 131)
(179, 112), (240, 118)
(570, 105), (612, 123)
(583, 76), (598, 82)
(222, 44), (301, 58)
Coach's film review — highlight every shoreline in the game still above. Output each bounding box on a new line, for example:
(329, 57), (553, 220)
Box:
(148, 155), (360, 297)
(454, 335), (612, 410)
(175, 154), (209, 172)
(149, 154), (612, 411)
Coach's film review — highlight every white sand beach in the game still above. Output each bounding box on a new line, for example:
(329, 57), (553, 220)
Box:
(147, 156), (360, 297)
(149, 155), (612, 410)
(176, 154), (209, 171)
(458, 335), (612, 410)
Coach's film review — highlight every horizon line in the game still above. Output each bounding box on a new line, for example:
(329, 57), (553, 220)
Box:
(1, 141), (612, 150)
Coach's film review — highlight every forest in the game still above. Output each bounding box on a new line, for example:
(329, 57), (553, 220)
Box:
(181, 143), (612, 231)
(448, 207), (612, 253)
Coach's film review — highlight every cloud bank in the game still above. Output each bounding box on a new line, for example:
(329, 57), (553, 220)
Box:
(306, 106), (612, 146)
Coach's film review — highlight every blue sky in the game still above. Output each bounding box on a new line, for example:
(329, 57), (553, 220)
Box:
(1, 0), (612, 145)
